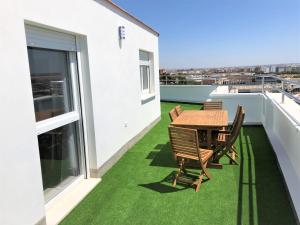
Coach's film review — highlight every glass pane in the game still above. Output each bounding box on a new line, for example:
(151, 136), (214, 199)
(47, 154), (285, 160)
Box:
(28, 47), (74, 122)
(38, 122), (82, 201)
(139, 50), (149, 61)
(141, 65), (149, 91)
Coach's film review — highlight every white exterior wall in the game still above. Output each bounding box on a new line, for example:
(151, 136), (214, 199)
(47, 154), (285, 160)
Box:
(21, 0), (161, 170)
(0, 1), (160, 224)
(0, 2), (46, 225)
(160, 85), (300, 220)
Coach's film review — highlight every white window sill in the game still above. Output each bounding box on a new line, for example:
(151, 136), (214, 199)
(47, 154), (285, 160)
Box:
(141, 93), (155, 103)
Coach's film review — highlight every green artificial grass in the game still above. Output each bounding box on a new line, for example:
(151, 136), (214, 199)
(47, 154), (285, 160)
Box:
(60, 102), (297, 225)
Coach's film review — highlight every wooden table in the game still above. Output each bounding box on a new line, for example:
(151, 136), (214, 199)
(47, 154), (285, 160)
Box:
(171, 110), (228, 148)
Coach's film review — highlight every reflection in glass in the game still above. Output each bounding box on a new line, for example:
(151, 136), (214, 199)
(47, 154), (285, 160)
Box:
(38, 122), (81, 201)
(140, 65), (150, 91)
(27, 47), (73, 121)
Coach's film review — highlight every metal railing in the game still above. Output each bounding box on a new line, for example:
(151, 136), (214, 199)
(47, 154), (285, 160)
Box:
(160, 75), (300, 104)
(260, 75), (300, 104)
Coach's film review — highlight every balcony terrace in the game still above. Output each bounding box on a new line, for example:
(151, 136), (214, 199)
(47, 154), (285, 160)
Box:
(60, 102), (297, 225)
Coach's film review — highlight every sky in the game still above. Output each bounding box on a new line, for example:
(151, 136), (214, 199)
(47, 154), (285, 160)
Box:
(113, 0), (300, 69)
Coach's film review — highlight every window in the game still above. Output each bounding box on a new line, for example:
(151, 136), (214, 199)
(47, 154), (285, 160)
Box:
(26, 25), (85, 202)
(139, 50), (153, 96)
(37, 122), (82, 201)
(28, 47), (85, 202)
(28, 48), (74, 121)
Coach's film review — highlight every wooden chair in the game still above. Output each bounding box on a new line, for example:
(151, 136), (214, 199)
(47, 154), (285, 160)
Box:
(169, 108), (178, 122)
(203, 100), (223, 110)
(216, 105), (243, 156)
(175, 105), (183, 115)
(218, 104), (242, 133)
(212, 109), (245, 165)
(168, 126), (213, 192)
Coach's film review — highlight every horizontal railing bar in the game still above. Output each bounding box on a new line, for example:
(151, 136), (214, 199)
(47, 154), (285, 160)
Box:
(272, 87), (300, 104)
(257, 74), (300, 86)
(161, 75), (300, 86)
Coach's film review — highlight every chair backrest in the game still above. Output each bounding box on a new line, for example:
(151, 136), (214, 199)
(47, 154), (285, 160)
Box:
(168, 126), (204, 166)
(169, 108), (178, 122)
(230, 105), (242, 132)
(228, 108), (245, 147)
(203, 100), (223, 110)
(175, 105), (183, 115)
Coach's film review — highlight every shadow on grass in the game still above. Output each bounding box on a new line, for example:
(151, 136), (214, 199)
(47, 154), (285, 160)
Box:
(236, 126), (297, 225)
(139, 172), (193, 193)
(146, 142), (177, 168)
(141, 150), (210, 193)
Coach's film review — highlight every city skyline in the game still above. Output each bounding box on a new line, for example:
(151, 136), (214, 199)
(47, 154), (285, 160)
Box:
(162, 62), (300, 71)
(114, 0), (300, 69)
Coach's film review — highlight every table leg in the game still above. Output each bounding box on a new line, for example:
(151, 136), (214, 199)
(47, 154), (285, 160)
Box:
(207, 129), (212, 149)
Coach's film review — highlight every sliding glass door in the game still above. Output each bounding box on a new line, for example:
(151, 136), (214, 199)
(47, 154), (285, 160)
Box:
(28, 47), (85, 202)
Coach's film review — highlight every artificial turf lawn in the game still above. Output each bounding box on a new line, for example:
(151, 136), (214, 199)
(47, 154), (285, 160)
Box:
(60, 102), (297, 225)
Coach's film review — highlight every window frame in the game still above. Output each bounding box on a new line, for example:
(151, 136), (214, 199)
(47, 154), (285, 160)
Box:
(140, 64), (151, 94)
(32, 50), (82, 135)
(139, 50), (154, 97)
(27, 45), (86, 203)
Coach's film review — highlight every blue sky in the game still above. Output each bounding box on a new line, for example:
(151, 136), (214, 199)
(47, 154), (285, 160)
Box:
(114, 0), (300, 69)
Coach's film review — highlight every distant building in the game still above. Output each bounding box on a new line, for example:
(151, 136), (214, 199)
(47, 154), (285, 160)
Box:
(262, 66), (270, 73)
(270, 66), (277, 73)
(277, 67), (286, 73)
(159, 69), (167, 75)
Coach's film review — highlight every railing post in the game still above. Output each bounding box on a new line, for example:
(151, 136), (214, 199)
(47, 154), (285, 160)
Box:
(166, 76), (168, 85)
(281, 80), (285, 103)
(262, 76), (265, 93)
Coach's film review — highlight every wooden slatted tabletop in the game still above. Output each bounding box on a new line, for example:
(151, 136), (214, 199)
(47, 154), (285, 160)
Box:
(171, 110), (228, 128)
(171, 110), (228, 148)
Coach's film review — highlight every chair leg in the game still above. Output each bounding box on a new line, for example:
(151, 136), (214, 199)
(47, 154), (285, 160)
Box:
(231, 146), (239, 157)
(173, 159), (185, 187)
(226, 152), (238, 165)
(195, 173), (204, 192)
(195, 161), (211, 192)
(202, 161), (212, 180)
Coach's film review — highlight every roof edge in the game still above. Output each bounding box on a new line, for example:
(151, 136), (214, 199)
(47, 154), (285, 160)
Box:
(104, 0), (159, 36)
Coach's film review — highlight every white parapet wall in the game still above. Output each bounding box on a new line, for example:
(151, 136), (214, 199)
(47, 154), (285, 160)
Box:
(160, 85), (262, 124)
(160, 85), (220, 103)
(160, 85), (300, 220)
(263, 93), (300, 220)
(210, 93), (263, 124)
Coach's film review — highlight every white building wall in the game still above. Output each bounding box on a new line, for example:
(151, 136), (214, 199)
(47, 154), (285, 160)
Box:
(0, 0), (160, 224)
(0, 2), (46, 225)
(21, 0), (160, 170)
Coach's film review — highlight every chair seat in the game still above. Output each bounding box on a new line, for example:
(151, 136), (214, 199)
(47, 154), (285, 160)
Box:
(200, 149), (214, 162)
(175, 149), (213, 162)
